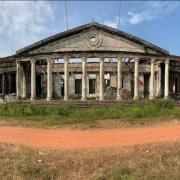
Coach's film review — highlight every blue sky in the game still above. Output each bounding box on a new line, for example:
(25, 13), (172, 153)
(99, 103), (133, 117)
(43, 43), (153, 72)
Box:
(0, 1), (180, 57)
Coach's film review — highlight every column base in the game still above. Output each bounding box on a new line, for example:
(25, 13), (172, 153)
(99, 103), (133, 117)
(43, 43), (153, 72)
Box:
(133, 96), (139, 100)
(149, 96), (155, 100)
(16, 96), (20, 100)
(116, 96), (122, 101)
(30, 97), (36, 101)
(64, 96), (69, 101)
(47, 97), (52, 101)
(99, 97), (104, 101)
(21, 95), (27, 100)
(164, 96), (169, 100)
(81, 97), (87, 101)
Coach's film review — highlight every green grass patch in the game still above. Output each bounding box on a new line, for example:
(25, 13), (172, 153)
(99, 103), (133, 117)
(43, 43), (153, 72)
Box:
(0, 100), (179, 125)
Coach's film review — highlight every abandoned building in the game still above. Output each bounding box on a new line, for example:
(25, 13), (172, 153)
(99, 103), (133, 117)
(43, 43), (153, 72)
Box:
(0, 22), (180, 102)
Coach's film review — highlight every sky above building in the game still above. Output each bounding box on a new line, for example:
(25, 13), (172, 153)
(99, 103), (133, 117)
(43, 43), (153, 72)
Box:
(0, 1), (180, 57)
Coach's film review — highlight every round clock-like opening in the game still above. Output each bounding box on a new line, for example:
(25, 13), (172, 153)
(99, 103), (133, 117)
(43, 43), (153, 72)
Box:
(90, 37), (96, 42)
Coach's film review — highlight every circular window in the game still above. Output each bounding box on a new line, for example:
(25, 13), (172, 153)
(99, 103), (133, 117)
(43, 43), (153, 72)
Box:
(90, 37), (96, 42)
(85, 31), (102, 48)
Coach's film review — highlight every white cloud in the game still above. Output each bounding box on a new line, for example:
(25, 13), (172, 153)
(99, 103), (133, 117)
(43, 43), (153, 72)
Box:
(0, 1), (55, 55)
(104, 17), (124, 29)
(127, 1), (179, 25)
(103, 1), (179, 28)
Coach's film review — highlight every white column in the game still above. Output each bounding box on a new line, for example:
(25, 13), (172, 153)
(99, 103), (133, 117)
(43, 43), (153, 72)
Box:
(164, 58), (169, 99)
(133, 58), (139, 100)
(156, 63), (162, 97)
(22, 65), (26, 99)
(117, 57), (123, 100)
(64, 56), (69, 101)
(47, 58), (52, 101)
(149, 58), (155, 99)
(16, 61), (20, 99)
(99, 57), (104, 101)
(30, 59), (36, 100)
(81, 57), (87, 101)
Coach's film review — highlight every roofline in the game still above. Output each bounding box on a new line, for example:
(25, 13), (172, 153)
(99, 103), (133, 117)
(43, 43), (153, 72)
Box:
(16, 22), (169, 55)
(169, 54), (180, 62)
(0, 55), (16, 63)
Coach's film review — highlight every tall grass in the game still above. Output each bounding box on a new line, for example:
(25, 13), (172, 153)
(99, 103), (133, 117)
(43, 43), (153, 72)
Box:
(0, 100), (179, 125)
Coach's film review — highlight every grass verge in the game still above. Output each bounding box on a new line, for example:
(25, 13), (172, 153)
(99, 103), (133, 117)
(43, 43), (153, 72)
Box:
(0, 100), (179, 127)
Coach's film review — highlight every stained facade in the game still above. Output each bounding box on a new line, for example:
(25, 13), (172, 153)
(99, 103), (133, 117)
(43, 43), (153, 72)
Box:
(0, 22), (180, 102)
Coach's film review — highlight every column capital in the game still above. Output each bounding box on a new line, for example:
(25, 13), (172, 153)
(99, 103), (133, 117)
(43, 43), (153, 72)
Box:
(165, 58), (170, 64)
(151, 58), (156, 63)
(64, 55), (69, 61)
(47, 57), (52, 63)
(30, 58), (36, 64)
(16, 60), (20, 64)
(82, 56), (87, 62)
(117, 57), (123, 61)
(134, 57), (139, 63)
(82, 53), (87, 59)
(99, 56), (104, 61)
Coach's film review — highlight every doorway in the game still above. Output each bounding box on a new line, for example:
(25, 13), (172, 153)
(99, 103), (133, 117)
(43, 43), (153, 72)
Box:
(144, 74), (150, 97)
(36, 74), (41, 98)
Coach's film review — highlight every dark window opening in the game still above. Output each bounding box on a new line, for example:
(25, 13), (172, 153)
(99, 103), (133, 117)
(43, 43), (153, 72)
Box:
(75, 79), (82, 94)
(10, 73), (16, 93)
(175, 77), (178, 93)
(36, 74), (41, 97)
(0, 74), (2, 94)
(89, 79), (96, 94)
(122, 77), (124, 88)
(144, 74), (150, 97)
(61, 79), (64, 96)
(0, 73), (16, 94)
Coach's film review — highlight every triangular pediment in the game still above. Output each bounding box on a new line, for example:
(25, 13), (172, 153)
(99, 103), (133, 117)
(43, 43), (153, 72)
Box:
(17, 22), (169, 56)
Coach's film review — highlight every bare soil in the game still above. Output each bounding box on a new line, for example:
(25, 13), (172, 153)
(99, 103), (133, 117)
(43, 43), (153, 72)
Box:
(0, 123), (179, 150)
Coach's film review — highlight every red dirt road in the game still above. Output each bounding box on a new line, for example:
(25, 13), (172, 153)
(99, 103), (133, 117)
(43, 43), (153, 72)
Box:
(0, 124), (180, 150)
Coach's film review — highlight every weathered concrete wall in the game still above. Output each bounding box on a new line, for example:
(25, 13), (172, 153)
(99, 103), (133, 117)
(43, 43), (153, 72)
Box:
(53, 73), (61, 98)
(37, 63), (153, 74)
(24, 25), (164, 57)
(123, 74), (131, 92)
(139, 74), (144, 98)
(110, 75), (116, 87)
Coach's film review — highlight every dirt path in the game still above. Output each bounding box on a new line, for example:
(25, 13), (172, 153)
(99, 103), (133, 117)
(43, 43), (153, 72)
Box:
(0, 123), (180, 150)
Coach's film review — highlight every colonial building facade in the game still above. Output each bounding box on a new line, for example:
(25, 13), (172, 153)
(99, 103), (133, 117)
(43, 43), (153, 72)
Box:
(0, 22), (180, 102)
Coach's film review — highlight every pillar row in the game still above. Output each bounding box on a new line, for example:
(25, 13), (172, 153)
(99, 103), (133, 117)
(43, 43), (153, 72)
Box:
(16, 61), (20, 99)
(133, 58), (139, 100)
(81, 57), (87, 101)
(164, 58), (169, 99)
(149, 58), (155, 99)
(30, 59), (36, 101)
(47, 58), (52, 101)
(99, 57), (104, 101)
(22, 65), (27, 99)
(64, 56), (69, 101)
(117, 57), (123, 100)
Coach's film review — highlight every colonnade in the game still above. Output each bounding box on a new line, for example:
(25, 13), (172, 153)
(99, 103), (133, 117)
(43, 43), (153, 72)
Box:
(16, 56), (170, 101)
